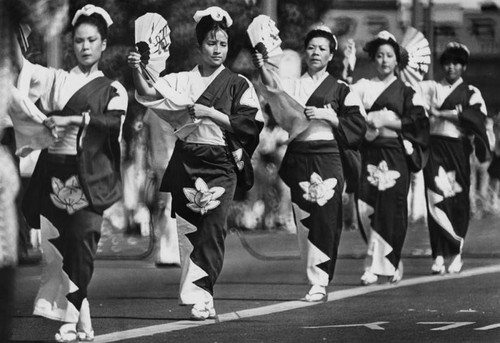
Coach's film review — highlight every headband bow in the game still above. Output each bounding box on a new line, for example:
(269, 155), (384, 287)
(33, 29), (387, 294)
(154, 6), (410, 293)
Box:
(72, 4), (113, 28)
(193, 6), (233, 27)
(376, 30), (397, 43)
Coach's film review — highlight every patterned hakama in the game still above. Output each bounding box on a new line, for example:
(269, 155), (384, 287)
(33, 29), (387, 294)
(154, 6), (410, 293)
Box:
(352, 76), (429, 277)
(31, 154), (101, 322)
(358, 138), (410, 275)
(280, 140), (344, 286)
(418, 79), (489, 259)
(163, 141), (237, 305)
(424, 136), (470, 258)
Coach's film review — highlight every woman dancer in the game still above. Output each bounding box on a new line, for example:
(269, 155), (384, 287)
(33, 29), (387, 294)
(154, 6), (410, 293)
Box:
(351, 31), (429, 285)
(417, 43), (489, 274)
(17, 5), (128, 341)
(253, 26), (366, 301)
(129, 6), (263, 320)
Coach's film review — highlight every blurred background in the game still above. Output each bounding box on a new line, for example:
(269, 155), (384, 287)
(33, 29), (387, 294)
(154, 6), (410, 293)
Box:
(10, 0), (500, 259)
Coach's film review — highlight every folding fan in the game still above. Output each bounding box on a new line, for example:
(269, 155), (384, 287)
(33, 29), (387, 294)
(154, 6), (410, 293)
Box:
(18, 24), (31, 54)
(247, 15), (283, 67)
(135, 13), (171, 84)
(399, 27), (431, 86)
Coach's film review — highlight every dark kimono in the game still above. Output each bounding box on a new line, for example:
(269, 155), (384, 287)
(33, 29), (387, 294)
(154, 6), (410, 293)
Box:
(353, 76), (429, 277)
(278, 74), (366, 287)
(143, 66), (263, 306)
(419, 78), (489, 259)
(18, 63), (127, 323)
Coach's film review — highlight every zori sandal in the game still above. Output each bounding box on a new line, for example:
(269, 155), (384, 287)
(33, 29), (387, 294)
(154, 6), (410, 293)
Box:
(76, 326), (95, 342)
(55, 323), (78, 343)
(304, 285), (327, 302)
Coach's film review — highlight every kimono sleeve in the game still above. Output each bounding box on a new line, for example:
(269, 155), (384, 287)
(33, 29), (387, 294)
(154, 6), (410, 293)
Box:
(459, 85), (490, 162)
(135, 71), (192, 110)
(401, 85), (430, 171)
(19, 59), (64, 112)
(229, 76), (264, 157)
(333, 82), (367, 150)
(224, 76), (264, 191)
(81, 80), (128, 142)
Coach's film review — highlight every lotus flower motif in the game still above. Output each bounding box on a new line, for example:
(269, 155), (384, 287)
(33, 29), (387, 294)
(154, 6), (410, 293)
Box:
(367, 160), (401, 191)
(183, 178), (225, 215)
(50, 175), (89, 214)
(299, 172), (337, 206)
(435, 166), (462, 198)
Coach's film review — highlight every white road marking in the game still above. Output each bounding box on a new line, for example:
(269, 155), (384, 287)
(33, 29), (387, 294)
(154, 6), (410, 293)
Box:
(93, 263), (500, 342)
(417, 322), (476, 331)
(304, 321), (389, 330)
(475, 323), (500, 331)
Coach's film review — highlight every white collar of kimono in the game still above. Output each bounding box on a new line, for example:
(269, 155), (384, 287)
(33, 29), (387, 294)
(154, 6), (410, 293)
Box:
(287, 71), (329, 106)
(430, 77), (464, 109)
(55, 66), (104, 110)
(71, 66), (104, 78)
(193, 64), (225, 89)
(358, 75), (398, 110)
(301, 71), (329, 83)
(440, 77), (463, 88)
(370, 74), (397, 86)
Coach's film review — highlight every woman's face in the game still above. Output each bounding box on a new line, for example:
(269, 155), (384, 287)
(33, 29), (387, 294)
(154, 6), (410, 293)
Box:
(374, 43), (397, 78)
(199, 29), (228, 69)
(73, 23), (106, 71)
(442, 61), (466, 84)
(304, 37), (333, 73)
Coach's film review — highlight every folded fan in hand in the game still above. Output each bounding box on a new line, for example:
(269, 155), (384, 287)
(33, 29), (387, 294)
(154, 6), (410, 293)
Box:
(135, 13), (171, 84)
(247, 15), (282, 67)
(399, 27), (431, 86)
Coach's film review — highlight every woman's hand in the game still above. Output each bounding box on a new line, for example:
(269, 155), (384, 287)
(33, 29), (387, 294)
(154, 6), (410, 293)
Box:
(252, 51), (265, 69)
(45, 115), (77, 128)
(127, 51), (141, 70)
(304, 106), (339, 127)
(366, 108), (397, 129)
(187, 104), (214, 121)
(304, 106), (335, 121)
(187, 104), (233, 131)
(43, 116), (75, 141)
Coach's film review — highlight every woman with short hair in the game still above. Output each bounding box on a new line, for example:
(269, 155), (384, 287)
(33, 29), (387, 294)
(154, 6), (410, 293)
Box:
(254, 26), (366, 302)
(351, 31), (429, 285)
(417, 42), (489, 275)
(16, 5), (128, 341)
(129, 6), (263, 320)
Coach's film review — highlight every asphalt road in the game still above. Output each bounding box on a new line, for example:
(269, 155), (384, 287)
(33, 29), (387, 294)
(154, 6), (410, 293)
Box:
(9, 215), (500, 343)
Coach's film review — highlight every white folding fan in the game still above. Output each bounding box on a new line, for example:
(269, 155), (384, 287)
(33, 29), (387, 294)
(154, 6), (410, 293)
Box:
(399, 27), (432, 86)
(135, 13), (171, 84)
(247, 15), (283, 67)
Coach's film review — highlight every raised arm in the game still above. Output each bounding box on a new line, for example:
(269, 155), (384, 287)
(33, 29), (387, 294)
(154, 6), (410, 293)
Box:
(127, 51), (161, 98)
(252, 51), (278, 88)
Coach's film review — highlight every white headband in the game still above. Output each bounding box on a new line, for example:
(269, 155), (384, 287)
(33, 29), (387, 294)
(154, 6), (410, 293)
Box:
(313, 25), (333, 34)
(445, 42), (470, 56)
(72, 4), (113, 28)
(193, 6), (233, 28)
(376, 30), (397, 43)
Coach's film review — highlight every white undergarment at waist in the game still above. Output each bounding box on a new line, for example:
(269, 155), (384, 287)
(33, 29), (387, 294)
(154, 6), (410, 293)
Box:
(48, 126), (78, 155)
(297, 131), (334, 141)
(295, 121), (334, 141)
(183, 120), (226, 145)
(378, 127), (398, 138)
(430, 119), (462, 138)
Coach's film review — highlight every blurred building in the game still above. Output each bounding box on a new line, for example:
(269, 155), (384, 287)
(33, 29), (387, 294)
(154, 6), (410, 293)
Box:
(321, 0), (500, 113)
